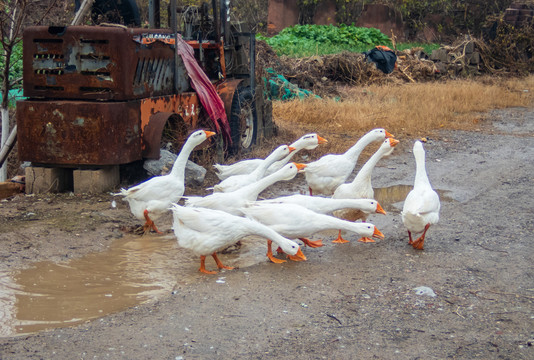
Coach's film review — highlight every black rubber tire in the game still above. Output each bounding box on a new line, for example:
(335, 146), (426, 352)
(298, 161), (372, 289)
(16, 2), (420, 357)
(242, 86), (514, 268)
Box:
(228, 86), (257, 156)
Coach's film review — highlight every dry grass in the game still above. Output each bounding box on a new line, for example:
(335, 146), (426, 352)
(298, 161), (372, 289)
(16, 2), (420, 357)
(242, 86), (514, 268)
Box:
(270, 75), (534, 157)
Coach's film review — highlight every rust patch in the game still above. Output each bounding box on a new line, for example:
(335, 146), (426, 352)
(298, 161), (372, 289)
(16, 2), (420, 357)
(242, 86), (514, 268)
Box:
(216, 79), (243, 120)
(139, 93), (200, 143)
(17, 100), (142, 165)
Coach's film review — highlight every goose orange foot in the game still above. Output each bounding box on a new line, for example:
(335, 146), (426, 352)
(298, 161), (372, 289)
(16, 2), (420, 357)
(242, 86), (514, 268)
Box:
(287, 248), (307, 262)
(358, 237), (375, 243)
(199, 253), (235, 274)
(267, 240), (287, 264)
(199, 255), (217, 274)
(332, 230), (349, 244)
(299, 238), (323, 248)
(212, 252), (235, 271)
(411, 224), (430, 250)
(143, 209), (163, 235)
(411, 238), (425, 250)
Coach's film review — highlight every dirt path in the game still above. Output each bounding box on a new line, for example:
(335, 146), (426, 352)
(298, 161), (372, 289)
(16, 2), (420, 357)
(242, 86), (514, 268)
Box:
(1, 107), (533, 359)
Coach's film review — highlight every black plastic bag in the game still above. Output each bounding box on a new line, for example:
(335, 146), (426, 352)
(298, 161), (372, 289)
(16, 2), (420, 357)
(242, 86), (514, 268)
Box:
(363, 47), (397, 74)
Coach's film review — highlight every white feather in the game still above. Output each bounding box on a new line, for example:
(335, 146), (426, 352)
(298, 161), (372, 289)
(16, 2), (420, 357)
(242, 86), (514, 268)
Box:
(305, 128), (391, 195)
(213, 133), (326, 180)
(401, 141), (440, 237)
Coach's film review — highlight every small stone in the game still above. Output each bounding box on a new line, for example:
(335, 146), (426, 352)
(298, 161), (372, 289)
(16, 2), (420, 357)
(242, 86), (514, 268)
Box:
(414, 286), (437, 297)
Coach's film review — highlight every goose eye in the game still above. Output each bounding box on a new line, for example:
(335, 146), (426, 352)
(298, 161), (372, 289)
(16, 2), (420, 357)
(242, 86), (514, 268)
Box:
(371, 202), (374, 204)
(292, 245), (296, 249)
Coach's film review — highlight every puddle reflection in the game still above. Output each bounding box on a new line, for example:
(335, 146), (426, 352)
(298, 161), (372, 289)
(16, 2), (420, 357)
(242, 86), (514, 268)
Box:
(374, 185), (453, 211)
(0, 234), (267, 337)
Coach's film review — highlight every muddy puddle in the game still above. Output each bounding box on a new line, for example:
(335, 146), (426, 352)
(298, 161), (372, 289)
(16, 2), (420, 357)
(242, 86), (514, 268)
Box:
(374, 185), (453, 212)
(0, 234), (268, 337)
(0, 185), (453, 338)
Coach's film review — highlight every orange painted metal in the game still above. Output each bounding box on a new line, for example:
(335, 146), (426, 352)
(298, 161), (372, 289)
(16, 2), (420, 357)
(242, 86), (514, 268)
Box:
(216, 78), (244, 120)
(139, 93), (201, 156)
(218, 41), (227, 79)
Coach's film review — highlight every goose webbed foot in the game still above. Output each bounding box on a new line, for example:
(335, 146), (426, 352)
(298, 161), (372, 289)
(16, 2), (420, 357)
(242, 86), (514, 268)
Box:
(332, 230), (349, 244)
(299, 237), (323, 248)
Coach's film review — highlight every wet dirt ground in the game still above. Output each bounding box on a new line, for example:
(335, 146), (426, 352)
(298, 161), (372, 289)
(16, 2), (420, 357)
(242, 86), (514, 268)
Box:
(1, 107), (533, 359)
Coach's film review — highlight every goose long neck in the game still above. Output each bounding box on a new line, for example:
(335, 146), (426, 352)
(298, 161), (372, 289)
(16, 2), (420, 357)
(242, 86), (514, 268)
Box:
(280, 150), (297, 165)
(248, 220), (286, 242)
(241, 171), (285, 199)
(254, 152), (282, 176)
(345, 133), (375, 160)
(353, 148), (384, 184)
(326, 198), (364, 212)
(329, 216), (364, 233)
(170, 140), (196, 177)
(414, 149), (430, 186)
(311, 213), (363, 233)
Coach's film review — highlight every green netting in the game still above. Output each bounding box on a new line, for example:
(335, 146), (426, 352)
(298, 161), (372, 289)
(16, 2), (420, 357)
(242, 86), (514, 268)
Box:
(263, 68), (319, 101)
(0, 89), (25, 108)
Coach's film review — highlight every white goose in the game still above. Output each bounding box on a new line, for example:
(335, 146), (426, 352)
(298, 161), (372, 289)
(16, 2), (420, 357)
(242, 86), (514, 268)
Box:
(305, 128), (393, 196)
(401, 141), (440, 250)
(332, 137), (399, 243)
(261, 194), (386, 217)
(171, 204), (306, 274)
(185, 162), (306, 216)
(212, 144), (295, 193)
(242, 202), (384, 261)
(115, 129), (215, 234)
(213, 133), (327, 180)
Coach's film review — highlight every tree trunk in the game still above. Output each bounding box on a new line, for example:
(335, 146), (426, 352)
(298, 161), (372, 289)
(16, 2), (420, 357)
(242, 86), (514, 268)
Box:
(0, 107), (9, 181)
(0, 124), (16, 170)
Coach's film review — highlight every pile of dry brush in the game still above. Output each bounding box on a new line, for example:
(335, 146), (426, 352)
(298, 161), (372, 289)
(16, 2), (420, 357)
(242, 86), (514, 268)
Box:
(255, 22), (533, 98)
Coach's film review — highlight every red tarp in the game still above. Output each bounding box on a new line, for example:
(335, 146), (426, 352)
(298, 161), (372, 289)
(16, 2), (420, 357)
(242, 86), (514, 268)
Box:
(175, 35), (232, 145)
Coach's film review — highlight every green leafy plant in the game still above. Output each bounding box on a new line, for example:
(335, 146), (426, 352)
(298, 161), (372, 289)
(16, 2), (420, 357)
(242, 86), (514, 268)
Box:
(0, 40), (23, 87)
(257, 24), (392, 57)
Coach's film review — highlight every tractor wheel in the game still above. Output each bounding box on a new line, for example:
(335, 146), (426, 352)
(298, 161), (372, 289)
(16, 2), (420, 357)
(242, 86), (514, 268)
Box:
(228, 86), (257, 156)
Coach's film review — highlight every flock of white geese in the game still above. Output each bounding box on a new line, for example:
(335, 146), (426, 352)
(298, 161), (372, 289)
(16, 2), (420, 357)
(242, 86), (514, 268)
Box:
(115, 128), (441, 274)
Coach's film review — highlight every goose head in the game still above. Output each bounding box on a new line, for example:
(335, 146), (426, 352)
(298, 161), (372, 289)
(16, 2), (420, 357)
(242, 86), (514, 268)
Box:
(275, 162), (307, 181)
(377, 137), (400, 156)
(277, 238), (307, 261)
(291, 133), (328, 151)
(358, 199), (387, 215)
(367, 128), (395, 142)
(413, 140), (425, 154)
(188, 129), (216, 146)
(267, 144), (296, 162)
(361, 224), (385, 240)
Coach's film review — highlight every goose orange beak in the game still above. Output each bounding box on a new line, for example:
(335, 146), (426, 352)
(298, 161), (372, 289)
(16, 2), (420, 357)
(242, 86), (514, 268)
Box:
(375, 202), (387, 215)
(317, 135), (328, 144)
(389, 138), (400, 147)
(385, 131), (394, 138)
(294, 163), (307, 172)
(205, 131), (217, 138)
(287, 247), (307, 262)
(373, 227), (385, 239)
(288, 146), (297, 152)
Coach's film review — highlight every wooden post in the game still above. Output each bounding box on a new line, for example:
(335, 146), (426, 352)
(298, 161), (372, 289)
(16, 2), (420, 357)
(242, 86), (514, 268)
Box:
(71, 0), (94, 25)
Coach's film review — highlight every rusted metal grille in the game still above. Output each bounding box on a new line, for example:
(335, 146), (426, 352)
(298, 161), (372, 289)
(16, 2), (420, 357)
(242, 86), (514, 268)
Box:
(23, 26), (189, 101)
